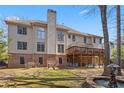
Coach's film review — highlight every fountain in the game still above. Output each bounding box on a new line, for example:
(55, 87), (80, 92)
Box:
(82, 63), (124, 88)
(107, 63), (119, 88)
(94, 63), (124, 88)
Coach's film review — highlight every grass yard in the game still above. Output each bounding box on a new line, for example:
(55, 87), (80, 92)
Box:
(0, 67), (103, 88)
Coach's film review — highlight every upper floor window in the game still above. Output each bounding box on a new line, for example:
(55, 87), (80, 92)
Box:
(17, 26), (27, 35)
(58, 31), (64, 41)
(58, 44), (64, 53)
(84, 37), (87, 43)
(37, 42), (45, 52)
(93, 37), (96, 43)
(37, 28), (45, 40)
(17, 41), (27, 50)
(99, 38), (102, 44)
(68, 34), (71, 39)
(72, 35), (76, 41)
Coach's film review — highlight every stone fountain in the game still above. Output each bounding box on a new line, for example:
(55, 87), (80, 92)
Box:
(82, 63), (124, 88)
(107, 63), (119, 88)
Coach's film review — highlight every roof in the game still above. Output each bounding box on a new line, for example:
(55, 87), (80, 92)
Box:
(5, 19), (103, 38)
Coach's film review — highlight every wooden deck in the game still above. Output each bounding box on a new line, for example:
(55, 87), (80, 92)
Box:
(66, 46), (104, 67)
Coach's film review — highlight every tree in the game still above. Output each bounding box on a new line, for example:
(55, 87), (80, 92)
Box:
(112, 45), (124, 60)
(79, 6), (110, 75)
(116, 5), (122, 75)
(0, 29), (8, 61)
(99, 5), (110, 76)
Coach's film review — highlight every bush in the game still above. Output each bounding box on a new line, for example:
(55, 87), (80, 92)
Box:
(0, 60), (7, 66)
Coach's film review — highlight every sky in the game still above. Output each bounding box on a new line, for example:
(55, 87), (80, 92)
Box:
(0, 5), (124, 41)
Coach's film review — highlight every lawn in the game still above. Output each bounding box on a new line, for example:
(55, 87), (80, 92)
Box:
(0, 67), (103, 88)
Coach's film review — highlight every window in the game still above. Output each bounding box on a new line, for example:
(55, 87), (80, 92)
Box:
(68, 34), (71, 39)
(17, 41), (27, 50)
(58, 31), (64, 41)
(93, 37), (96, 43)
(58, 44), (64, 53)
(17, 26), (27, 35)
(99, 38), (102, 44)
(39, 57), (43, 64)
(72, 35), (76, 41)
(20, 56), (25, 64)
(59, 57), (62, 64)
(37, 42), (45, 52)
(37, 28), (45, 40)
(84, 37), (87, 43)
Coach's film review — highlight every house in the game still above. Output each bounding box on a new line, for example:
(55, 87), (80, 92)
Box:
(5, 9), (104, 68)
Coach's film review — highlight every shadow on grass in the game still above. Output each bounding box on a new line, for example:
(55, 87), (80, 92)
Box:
(10, 76), (86, 88)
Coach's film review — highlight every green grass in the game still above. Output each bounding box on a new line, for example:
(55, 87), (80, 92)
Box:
(0, 68), (103, 88)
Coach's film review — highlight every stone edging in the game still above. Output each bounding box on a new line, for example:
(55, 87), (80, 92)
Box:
(81, 76), (124, 88)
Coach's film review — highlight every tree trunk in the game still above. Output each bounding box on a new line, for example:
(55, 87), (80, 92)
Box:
(99, 5), (110, 76)
(116, 5), (122, 76)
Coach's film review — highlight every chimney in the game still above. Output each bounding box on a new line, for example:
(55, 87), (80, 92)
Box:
(47, 9), (56, 54)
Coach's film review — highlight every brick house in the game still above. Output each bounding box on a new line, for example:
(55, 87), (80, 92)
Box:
(5, 9), (104, 68)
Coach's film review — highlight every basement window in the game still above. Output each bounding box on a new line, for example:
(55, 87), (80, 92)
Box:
(59, 57), (62, 64)
(39, 57), (43, 64)
(20, 56), (25, 64)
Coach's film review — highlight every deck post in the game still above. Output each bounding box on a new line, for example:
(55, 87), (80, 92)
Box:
(99, 55), (100, 68)
(93, 56), (95, 68)
(91, 56), (92, 67)
(91, 49), (93, 66)
(81, 52), (82, 68)
(86, 48), (89, 68)
(99, 49), (101, 68)
(73, 47), (75, 67)
(32, 53), (35, 67)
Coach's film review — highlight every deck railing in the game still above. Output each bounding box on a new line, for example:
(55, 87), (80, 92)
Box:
(66, 46), (104, 55)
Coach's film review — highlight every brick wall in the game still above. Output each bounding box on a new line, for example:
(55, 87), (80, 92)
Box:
(8, 53), (67, 68)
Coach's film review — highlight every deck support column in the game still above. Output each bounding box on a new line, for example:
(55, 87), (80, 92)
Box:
(91, 56), (93, 67)
(99, 56), (100, 68)
(73, 47), (75, 67)
(32, 53), (35, 67)
(91, 48), (93, 67)
(86, 48), (88, 68)
(80, 54), (82, 68)
(93, 56), (95, 68)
